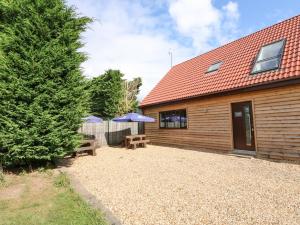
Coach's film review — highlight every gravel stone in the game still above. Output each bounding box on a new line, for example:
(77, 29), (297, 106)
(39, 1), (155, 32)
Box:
(67, 145), (300, 225)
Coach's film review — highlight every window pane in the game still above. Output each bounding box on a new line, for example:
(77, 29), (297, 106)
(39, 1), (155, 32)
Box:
(160, 112), (166, 127)
(207, 62), (222, 73)
(252, 58), (280, 73)
(168, 111), (180, 128)
(165, 114), (171, 128)
(180, 110), (187, 128)
(165, 111), (174, 128)
(257, 40), (284, 61)
(243, 105), (252, 146)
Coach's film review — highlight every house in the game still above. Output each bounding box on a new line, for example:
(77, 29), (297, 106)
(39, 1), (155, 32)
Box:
(140, 15), (300, 161)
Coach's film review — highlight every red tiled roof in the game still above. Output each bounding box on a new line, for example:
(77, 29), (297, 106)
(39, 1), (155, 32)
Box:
(141, 15), (300, 107)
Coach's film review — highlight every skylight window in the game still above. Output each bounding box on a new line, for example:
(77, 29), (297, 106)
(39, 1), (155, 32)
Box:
(206, 61), (222, 73)
(251, 39), (285, 74)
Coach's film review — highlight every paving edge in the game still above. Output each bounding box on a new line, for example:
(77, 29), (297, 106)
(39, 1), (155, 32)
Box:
(57, 167), (122, 225)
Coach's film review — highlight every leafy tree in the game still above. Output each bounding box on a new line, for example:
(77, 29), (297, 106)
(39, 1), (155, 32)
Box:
(90, 70), (124, 119)
(118, 77), (142, 115)
(89, 70), (142, 119)
(0, 0), (91, 167)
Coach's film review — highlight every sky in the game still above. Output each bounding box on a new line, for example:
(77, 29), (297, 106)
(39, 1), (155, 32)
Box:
(66, 0), (300, 99)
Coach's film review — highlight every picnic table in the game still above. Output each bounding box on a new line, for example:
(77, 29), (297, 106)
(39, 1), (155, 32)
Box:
(125, 134), (150, 149)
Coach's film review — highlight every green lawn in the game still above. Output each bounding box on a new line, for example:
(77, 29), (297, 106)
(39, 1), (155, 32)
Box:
(0, 171), (107, 225)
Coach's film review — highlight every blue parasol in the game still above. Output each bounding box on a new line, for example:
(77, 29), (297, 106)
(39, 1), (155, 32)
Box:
(82, 115), (103, 123)
(112, 113), (155, 122)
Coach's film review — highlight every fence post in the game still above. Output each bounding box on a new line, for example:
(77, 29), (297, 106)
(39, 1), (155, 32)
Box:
(107, 120), (110, 145)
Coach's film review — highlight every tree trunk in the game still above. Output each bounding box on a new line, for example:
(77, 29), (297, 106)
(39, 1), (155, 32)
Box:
(28, 163), (33, 172)
(26, 160), (33, 173)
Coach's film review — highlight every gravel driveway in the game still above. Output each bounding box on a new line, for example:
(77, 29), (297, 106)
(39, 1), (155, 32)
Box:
(67, 145), (300, 225)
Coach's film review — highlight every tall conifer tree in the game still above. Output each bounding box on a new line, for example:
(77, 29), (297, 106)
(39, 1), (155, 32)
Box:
(0, 0), (91, 166)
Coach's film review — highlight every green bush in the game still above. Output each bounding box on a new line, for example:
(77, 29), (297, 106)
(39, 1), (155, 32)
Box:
(0, 0), (91, 166)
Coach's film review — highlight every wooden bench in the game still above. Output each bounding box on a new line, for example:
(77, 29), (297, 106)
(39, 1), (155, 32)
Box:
(74, 139), (96, 157)
(127, 139), (150, 149)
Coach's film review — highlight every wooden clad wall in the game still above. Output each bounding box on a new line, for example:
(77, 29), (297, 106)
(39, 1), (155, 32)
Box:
(254, 86), (300, 160)
(143, 83), (300, 160)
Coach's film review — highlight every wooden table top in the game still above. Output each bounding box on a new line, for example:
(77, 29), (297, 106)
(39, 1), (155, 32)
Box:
(126, 134), (146, 139)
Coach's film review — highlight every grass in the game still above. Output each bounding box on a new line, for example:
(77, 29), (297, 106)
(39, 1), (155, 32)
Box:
(54, 172), (70, 187)
(0, 171), (107, 225)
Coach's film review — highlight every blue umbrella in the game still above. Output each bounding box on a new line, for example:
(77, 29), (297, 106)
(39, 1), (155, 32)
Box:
(112, 113), (155, 122)
(82, 115), (103, 123)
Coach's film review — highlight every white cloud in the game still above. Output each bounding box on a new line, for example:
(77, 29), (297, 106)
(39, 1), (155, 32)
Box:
(169, 0), (240, 52)
(223, 1), (239, 20)
(67, 0), (240, 99)
(169, 0), (220, 51)
(222, 1), (240, 39)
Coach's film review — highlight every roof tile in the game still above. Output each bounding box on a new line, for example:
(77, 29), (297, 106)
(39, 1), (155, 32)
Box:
(141, 15), (300, 107)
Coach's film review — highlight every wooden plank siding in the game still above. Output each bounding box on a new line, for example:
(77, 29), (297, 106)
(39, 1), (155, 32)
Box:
(143, 83), (300, 160)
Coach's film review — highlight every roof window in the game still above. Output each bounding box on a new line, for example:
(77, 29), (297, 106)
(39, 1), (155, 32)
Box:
(206, 61), (222, 73)
(251, 39), (285, 74)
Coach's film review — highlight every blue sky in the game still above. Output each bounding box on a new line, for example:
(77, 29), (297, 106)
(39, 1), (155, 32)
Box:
(66, 0), (299, 98)
(219, 0), (299, 33)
